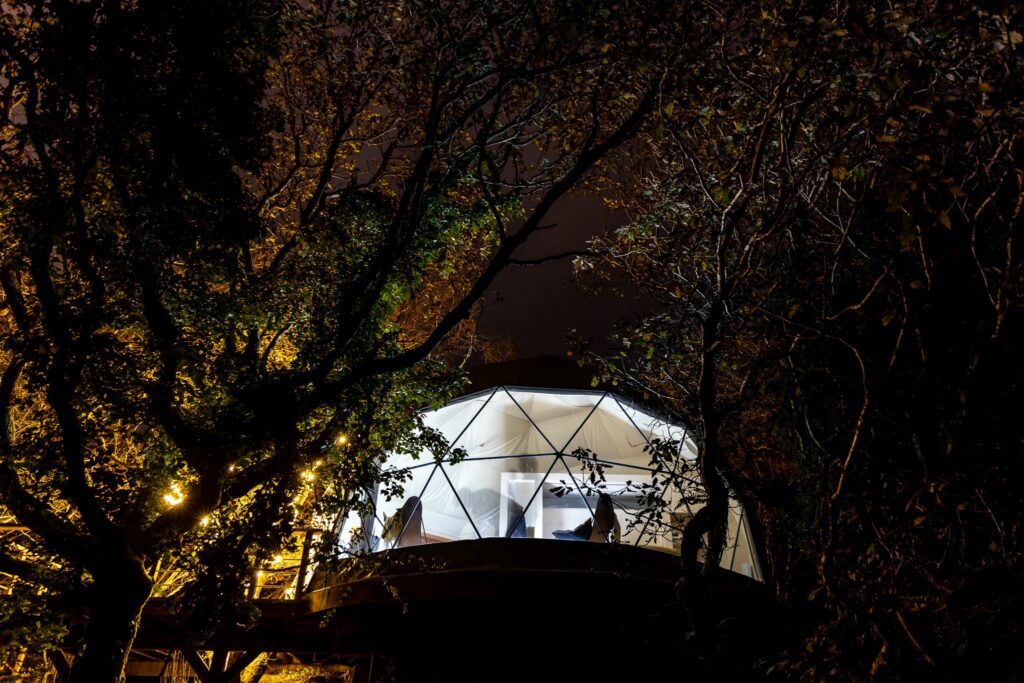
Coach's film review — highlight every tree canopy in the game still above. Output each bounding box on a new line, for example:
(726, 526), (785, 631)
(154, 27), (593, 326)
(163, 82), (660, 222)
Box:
(583, 1), (1023, 678)
(0, 0), (685, 679)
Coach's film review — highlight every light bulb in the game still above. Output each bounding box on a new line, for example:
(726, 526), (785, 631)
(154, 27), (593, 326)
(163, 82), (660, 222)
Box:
(162, 483), (185, 507)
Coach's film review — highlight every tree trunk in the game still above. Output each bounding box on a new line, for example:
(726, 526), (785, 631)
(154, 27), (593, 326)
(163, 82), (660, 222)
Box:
(681, 307), (731, 577)
(68, 554), (152, 683)
(676, 306), (731, 674)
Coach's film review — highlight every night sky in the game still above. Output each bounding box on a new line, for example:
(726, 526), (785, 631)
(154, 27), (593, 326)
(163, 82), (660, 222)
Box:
(477, 192), (645, 359)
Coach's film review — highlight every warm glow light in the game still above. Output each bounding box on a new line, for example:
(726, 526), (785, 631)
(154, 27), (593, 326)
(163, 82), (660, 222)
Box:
(228, 464), (237, 472)
(273, 554), (283, 564)
(162, 483), (185, 507)
(335, 434), (348, 446)
(302, 470), (315, 481)
(256, 570), (264, 579)
(200, 516), (210, 526)
(314, 459), (323, 468)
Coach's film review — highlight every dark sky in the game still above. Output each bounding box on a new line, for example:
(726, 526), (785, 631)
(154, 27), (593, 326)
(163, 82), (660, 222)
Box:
(476, 193), (645, 359)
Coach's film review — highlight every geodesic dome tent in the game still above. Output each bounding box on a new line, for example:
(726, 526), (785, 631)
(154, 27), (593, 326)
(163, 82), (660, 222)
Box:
(342, 386), (762, 580)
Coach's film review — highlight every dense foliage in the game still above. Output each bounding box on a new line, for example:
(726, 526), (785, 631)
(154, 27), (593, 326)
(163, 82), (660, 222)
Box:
(584, 2), (1024, 679)
(0, 0), (683, 680)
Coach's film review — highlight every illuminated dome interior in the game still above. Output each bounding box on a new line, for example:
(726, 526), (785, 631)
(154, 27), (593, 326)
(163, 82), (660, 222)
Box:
(341, 386), (762, 580)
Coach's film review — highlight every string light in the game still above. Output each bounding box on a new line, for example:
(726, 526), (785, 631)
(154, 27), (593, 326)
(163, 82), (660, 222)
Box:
(335, 434), (348, 446)
(162, 483), (185, 507)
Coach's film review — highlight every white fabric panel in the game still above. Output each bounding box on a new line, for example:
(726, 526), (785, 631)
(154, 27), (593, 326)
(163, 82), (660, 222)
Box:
(448, 390), (556, 457)
(614, 397), (696, 459)
(418, 466), (476, 541)
(337, 509), (372, 554)
(536, 458), (595, 539)
(383, 452), (430, 471)
(441, 456), (555, 538)
(420, 391), (491, 457)
(562, 396), (653, 468)
(725, 504), (763, 580)
(504, 390), (604, 452)
(372, 464), (437, 549)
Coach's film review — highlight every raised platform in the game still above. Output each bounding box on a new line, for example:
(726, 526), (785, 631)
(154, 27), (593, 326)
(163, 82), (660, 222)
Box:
(136, 539), (762, 663)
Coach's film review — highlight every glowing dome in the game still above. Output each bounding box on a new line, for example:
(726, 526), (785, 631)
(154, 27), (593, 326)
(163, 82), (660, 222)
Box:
(344, 386), (762, 580)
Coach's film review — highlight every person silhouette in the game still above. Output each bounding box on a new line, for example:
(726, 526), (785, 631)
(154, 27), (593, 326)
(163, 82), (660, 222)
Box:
(552, 493), (620, 543)
(506, 498), (529, 538)
(382, 496), (424, 547)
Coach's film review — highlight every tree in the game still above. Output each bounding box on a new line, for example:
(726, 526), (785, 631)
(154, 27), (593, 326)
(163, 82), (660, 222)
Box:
(583, 1), (1024, 678)
(0, 1), (684, 680)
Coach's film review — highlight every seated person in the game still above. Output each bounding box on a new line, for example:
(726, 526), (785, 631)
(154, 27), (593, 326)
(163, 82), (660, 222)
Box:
(506, 498), (528, 538)
(381, 496), (424, 548)
(552, 492), (621, 543)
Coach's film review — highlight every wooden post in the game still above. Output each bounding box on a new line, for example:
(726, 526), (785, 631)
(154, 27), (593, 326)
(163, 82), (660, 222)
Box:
(294, 529), (318, 599)
(247, 570), (261, 599)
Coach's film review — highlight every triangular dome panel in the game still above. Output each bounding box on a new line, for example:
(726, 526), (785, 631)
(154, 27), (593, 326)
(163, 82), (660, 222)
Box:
(561, 397), (654, 469)
(443, 454), (557, 539)
(373, 463), (439, 549)
(449, 388), (557, 457)
(418, 465), (479, 542)
(504, 389), (605, 453)
(419, 388), (499, 459)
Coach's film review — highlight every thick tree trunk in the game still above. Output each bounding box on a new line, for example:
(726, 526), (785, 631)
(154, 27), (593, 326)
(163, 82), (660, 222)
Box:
(68, 554), (153, 683)
(681, 308), (731, 577)
(676, 306), (731, 673)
